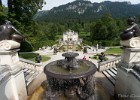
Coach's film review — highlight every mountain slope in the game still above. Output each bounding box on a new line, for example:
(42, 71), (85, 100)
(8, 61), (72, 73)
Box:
(34, 0), (140, 21)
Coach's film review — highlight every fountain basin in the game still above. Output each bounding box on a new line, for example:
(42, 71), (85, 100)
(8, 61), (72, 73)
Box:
(43, 52), (97, 100)
(44, 59), (96, 79)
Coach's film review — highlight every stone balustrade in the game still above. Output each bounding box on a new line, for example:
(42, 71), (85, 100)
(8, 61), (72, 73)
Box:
(98, 57), (121, 71)
(19, 58), (42, 72)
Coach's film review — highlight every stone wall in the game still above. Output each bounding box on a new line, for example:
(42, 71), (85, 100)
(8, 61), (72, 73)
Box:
(115, 67), (140, 100)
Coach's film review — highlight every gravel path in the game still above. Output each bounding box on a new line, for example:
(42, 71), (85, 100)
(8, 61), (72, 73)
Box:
(36, 46), (107, 66)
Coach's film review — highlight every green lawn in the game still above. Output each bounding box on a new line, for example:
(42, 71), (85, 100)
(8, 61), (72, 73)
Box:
(90, 54), (108, 61)
(19, 53), (51, 62)
(105, 47), (122, 55)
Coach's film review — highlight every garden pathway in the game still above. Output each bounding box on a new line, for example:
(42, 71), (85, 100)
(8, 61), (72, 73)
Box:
(35, 46), (116, 69)
(36, 46), (111, 68)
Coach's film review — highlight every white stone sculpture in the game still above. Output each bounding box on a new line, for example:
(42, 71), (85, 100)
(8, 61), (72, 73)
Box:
(120, 37), (140, 48)
(0, 40), (20, 51)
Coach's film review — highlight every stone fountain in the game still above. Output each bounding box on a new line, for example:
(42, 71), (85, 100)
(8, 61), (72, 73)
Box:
(43, 52), (97, 100)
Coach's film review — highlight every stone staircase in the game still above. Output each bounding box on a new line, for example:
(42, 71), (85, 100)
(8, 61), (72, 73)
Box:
(98, 57), (120, 86)
(23, 68), (39, 86)
(19, 58), (42, 86)
(102, 67), (117, 86)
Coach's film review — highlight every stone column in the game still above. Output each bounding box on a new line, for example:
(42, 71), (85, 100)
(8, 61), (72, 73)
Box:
(0, 41), (27, 100)
(121, 47), (140, 64)
(115, 38), (140, 100)
(0, 49), (19, 68)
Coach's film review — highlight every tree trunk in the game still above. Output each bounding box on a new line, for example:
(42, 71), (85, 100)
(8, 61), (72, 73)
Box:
(0, 0), (2, 6)
(8, 0), (14, 13)
(0, 0), (2, 11)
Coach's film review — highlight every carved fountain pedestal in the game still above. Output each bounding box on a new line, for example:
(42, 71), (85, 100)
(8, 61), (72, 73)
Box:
(43, 52), (97, 100)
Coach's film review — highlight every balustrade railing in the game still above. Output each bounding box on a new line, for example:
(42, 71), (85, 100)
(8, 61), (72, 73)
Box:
(19, 58), (42, 72)
(98, 57), (121, 71)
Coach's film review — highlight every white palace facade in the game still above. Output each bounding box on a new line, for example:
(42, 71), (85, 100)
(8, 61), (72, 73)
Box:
(60, 30), (82, 45)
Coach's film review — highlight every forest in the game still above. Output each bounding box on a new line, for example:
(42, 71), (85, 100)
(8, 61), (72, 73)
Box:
(0, 0), (140, 51)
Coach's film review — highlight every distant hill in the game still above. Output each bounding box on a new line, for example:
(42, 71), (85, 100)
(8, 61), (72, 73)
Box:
(34, 0), (140, 22)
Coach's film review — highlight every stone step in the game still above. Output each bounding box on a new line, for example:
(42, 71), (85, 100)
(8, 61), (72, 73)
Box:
(113, 67), (117, 71)
(102, 70), (116, 85)
(23, 68), (28, 72)
(24, 69), (32, 77)
(26, 72), (39, 86)
(106, 69), (116, 80)
(25, 71), (36, 81)
(23, 68), (39, 86)
(109, 68), (117, 75)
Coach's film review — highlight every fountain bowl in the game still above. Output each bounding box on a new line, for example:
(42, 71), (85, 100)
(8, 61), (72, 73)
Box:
(43, 52), (97, 100)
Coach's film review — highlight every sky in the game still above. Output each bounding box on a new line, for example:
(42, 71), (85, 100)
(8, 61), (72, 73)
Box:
(2, 0), (140, 10)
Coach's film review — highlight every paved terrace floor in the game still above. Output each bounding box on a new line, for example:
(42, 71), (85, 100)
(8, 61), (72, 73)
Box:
(28, 72), (115, 100)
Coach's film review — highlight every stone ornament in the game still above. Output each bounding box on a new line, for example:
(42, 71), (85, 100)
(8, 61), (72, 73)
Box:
(0, 40), (20, 50)
(120, 37), (140, 48)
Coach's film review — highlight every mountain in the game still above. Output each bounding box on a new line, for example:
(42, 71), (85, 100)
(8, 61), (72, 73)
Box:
(34, 0), (140, 22)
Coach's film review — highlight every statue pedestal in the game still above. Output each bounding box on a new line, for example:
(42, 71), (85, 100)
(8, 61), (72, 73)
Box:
(0, 49), (20, 69)
(120, 37), (140, 48)
(0, 49), (27, 99)
(121, 47), (140, 64)
(0, 40), (21, 69)
(115, 46), (140, 100)
(0, 40), (20, 50)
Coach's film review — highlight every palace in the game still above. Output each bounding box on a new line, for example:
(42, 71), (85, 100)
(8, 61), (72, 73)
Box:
(61, 30), (82, 45)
